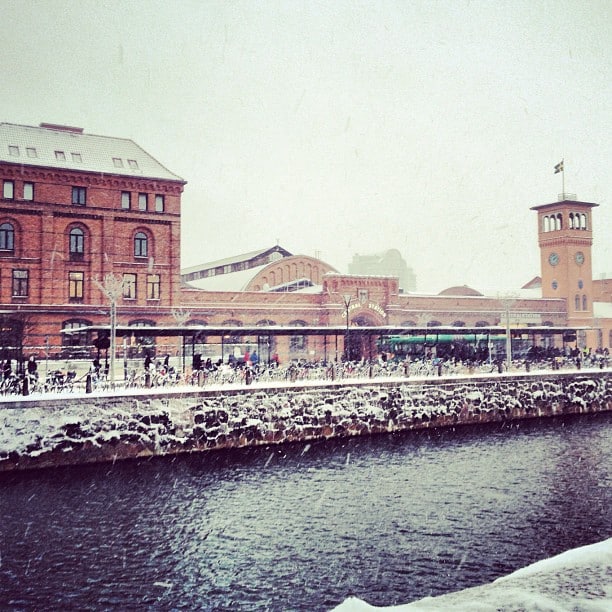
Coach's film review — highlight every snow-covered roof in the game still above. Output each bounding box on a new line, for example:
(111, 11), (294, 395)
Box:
(184, 264), (268, 292)
(0, 122), (184, 182)
(181, 245), (292, 276)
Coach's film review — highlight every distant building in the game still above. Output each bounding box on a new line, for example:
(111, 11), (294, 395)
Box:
(348, 249), (416, 292)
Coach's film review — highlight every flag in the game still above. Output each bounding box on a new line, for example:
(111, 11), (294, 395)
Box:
(554, 160), (564, 174)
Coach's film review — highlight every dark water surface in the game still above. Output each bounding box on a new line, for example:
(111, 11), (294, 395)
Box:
(0, 413), (610, 611)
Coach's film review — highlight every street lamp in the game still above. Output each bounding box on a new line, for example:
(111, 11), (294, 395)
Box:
(341, 293), (352, 361)
(94, 273), (124, 389)
(498, 293), (517, 371)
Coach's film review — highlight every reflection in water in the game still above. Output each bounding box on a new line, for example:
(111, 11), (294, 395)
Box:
(0, 413), (610, 610)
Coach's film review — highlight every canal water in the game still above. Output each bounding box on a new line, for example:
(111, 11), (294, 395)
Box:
(0, 413), (610, 611)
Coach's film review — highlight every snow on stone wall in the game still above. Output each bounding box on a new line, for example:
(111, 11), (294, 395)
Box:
(0, 372), (610, 471)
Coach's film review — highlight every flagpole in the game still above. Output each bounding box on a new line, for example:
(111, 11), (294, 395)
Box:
(562, 158), (565, 197)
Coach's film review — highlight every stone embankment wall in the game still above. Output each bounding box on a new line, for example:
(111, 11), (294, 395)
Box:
(0, 371), (610, 472)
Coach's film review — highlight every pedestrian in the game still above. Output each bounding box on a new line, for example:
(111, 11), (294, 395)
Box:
(27, 356), (38, 378)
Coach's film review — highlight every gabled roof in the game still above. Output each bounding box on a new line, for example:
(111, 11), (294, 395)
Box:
(181, 245), (293, 280)
(0, 122), (184, 182)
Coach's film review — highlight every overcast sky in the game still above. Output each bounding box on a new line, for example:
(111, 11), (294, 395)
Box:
(3, 0), (611, 294)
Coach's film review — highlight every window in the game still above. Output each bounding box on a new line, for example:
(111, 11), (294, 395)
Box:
(12, 269), (28, 297)
(3, 180), (14, 199)
(23, 182), (34, 201)
(26, 147), (37, 158)
(155, 194), (164, 212)
(55, 150), (66, 161)
(358, 289), (368, 303)
(575, 295), (580, 310)
(69, 227), (85, 260)
(121, 191), (131, 209)
(134, 231), (148, 257)
(61, 319), (92, 349)
(147, 274), (160, 300)
(138, 193), (147, 211)
(112, 157), (123, 168)
(72, 186), (86, 205)
(71, 152), (82, 163)
(69, 271), (84, 301)
(0, 222), (15, 251)
(128, 159), (139, 169)
(123, 273), (137, 299)
(582, 295), (588, 311)
(8, 145), (19, 156)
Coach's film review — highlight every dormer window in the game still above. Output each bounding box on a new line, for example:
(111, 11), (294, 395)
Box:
(55, 150), (66, 161)
(71, 152), (82, 163)
(8, 145), (19, 156)
(127, 159), (139, 169)
(113, 157), (124, 168)
(26, 147), (37, 158)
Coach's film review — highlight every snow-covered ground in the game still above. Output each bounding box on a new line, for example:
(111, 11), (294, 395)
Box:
(332, 538), (612, 611)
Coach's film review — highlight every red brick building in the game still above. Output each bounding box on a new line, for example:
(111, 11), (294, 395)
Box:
(0, 122), (185, 362)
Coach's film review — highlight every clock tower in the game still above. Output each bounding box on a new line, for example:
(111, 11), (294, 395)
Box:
(531, 198), (598, 328)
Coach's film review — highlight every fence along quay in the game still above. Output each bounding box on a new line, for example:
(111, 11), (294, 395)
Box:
(0, 368), (610, 472)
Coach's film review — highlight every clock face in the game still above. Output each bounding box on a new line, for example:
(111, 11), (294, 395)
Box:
(548, 252), (559, 266)
(575, 251), (585, 265)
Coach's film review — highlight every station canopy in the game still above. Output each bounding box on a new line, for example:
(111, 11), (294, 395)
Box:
(64, 324), (586, 340)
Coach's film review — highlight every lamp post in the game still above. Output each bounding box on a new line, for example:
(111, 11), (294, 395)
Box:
(172, 308), (190, 374)
(498, 293), (517, 371)
(341, 293), (352, 362)
(94, 273), (124, 389)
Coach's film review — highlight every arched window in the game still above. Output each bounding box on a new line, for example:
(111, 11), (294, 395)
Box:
(580, 213), (587, 230)
(427, 320), (442, 327)
(69, 227), (85, 260)
(0, 222), (15, 251)
(556, 213), (562, 230)
(569, 213), (574, 229)
(452, 320), (466, 327)
(61, 319), (93, 352)
(475, 320), (490, 327)
(582, 295), (588, 311)
(134, 231), (148, 258)
(543, 216), (550, 232)
(289, 320), (307, 352)
(129, 319), (157, 357)
(575, 295), (581, 310)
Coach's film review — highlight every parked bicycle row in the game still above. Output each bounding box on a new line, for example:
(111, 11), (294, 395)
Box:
(1, 352), (609, 398)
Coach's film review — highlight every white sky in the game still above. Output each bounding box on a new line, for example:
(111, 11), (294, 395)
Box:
(2, 0), (611, 294)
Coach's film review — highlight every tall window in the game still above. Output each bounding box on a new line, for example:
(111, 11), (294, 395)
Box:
(69, 227), (85, 260)
(134, 232), (148, 257)
(138, 193), (147, 211)
(123, 273), (137, 299)
(3, 180), (14, 199)
(0, 222), (14, 251)
(575, 295), (581, 310)
(147, 274), (160, 300)
(23, 182), (34, 201)
(582, 295), (588, 311)
(155, 194), (164, 212)
(69, 271), (84, 301)
(72, 186), (86, 205)
(121, 191), (131, 209)
(12, 269), (28, 297)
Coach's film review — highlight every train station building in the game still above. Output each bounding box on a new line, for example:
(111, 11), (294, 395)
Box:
(1, 122), (610, 366)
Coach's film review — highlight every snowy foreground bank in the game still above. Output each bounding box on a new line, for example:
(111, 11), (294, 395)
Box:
(333, 538), (612, 611)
